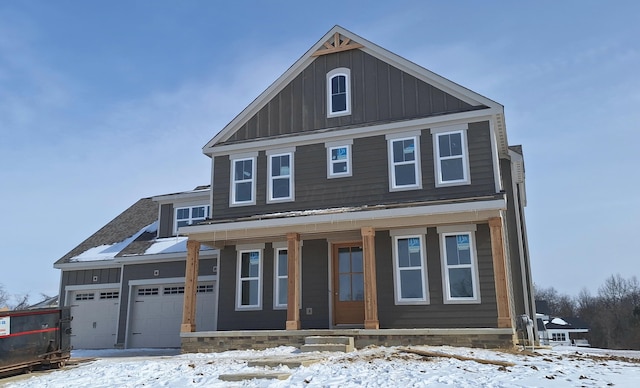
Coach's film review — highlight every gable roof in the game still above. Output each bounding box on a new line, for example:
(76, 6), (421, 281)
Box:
(203, 25), (508, 155)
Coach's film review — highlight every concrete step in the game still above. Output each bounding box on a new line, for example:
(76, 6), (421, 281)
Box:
(247, 356), (324, 368)
(219, 372), (291, 382)
(299, 343), (352, 353)
(304, 336), (354, 346)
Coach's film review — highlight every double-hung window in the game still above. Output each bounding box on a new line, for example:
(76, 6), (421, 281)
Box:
(325, 140), (352, 178)
(236, 249), (262, 310)
(432, 124), (470, 187)
(391, 229), (428, 304)
(230, 155), (256, 206)
(438, 225), (480, 303)
(267, 150), (294, 202)
(174, 205), (209, 234)
(386, 132), (422, 191)
(327, 68), (351, 117)
(274, 248), (288, 309)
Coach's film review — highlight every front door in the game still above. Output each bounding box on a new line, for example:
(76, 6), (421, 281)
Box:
(333, 243), (365, 325)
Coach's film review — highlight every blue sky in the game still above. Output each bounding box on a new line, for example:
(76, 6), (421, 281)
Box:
(1, 1), (638, 303)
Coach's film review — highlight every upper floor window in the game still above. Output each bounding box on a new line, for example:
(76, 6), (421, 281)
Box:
(432, 124), (470, 187)
(174, 205), (209, 234)
(390, 229), (429, 304)
(267, 150), (294, 203)
(386, 132), (422, 191)
(230, 154), (256, 206)
(325, 140), (353, 178)
(438, 225), (480, 304)
(327, 68), (351, 117)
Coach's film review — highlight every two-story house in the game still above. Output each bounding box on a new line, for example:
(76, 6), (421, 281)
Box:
(178, 26), (535, 351)
(54, 186), (219, 349)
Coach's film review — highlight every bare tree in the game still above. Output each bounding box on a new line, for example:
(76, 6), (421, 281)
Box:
(0, 284), (9, 309)
(12, 293), (31, 310)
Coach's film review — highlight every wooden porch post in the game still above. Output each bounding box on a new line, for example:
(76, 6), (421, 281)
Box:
(181, 240), (200, 333)
(361, 227), (379, 329)
(488, 217), (513, 328)
(285, 232), (301, 330)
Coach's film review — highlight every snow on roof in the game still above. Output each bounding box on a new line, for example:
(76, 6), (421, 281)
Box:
(69, 222), (158, 262)
(551, 317), (569, 325)
(144, 237), (214, 255)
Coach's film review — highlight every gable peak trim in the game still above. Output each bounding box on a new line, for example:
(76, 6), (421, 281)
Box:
(312, 32), (363, 57)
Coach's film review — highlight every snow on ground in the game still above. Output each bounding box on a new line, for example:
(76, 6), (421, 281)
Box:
(3, 345), (640, 387)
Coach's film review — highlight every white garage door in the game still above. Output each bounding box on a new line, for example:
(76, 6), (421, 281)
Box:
(69, 289), (120, 349)
(128, 282), (216, 348)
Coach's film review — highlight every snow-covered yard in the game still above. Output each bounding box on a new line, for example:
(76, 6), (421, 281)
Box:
(3, 345), (639, 387)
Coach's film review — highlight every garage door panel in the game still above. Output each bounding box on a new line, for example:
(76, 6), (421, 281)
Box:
(129, 282), (216, 348)
(69, 290), (119, 349)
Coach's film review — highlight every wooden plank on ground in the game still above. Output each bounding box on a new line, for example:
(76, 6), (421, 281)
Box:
(398, 347), (515, 367)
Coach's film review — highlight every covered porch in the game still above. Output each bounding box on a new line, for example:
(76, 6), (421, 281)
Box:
(178, 197), (516, 349)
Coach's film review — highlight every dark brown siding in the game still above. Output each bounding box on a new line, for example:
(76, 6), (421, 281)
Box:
(375, 226), (499, 329)
(224, 50), (483, 144)
(158, 203), (173, 238)
(115, 259), (217, 345)
(213, 121), (495, 220)
(217, 245), (286, 330)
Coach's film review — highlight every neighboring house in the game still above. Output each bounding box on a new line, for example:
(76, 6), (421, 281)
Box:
(178, 25), (535, 350)
(54, 186), (218, 349)
(27, 295), (59, 310)
(535, 300), (590, 346)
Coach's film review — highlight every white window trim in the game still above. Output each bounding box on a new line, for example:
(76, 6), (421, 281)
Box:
(431, 124), (471, 187)
(273, 247), (288, 310)
(325, 142), (353, 178)
(327, 67), (351, 118)
(391, 234), (429, 305)
(235, 249), (263, 310)
(230, 155), (257, 207)
(267, 151), (294, 203)
(173, 205), (210, 235)
(438, 227), (481, 304)
(386, 133), (422, 191)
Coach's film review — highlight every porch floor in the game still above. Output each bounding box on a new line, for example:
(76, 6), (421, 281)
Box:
(181, 328), (516, 353)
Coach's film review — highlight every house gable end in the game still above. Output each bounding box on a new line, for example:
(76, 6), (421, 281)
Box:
(204, 25), (501, 152)
(222, 49), (486, 145)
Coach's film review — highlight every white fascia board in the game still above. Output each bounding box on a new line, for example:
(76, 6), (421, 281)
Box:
(64, 283), (121, 292)
(54, 261), (120, 270)
(208, 109), (500, 157)
(152, 189), (211, 204)
(128, 275), (217, 287)
(180, 198), (506, 235)
(114, 250), (219, 264)
(203, 25), (504, 153)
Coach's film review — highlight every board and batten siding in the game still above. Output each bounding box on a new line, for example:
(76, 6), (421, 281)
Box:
(212, 120), (495, 220)
(60, 268), (121, 306)
(375, 226), (498, 329)
(158, 203), (174, 238)
(223, 49), (484, 145)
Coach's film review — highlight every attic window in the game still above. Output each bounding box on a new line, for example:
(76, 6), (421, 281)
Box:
(327, 68), (351, 117)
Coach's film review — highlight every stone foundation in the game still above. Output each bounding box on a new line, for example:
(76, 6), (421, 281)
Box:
(181, 328), (516, 353)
